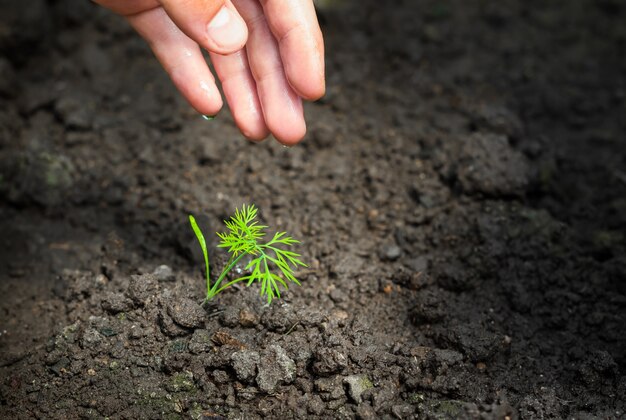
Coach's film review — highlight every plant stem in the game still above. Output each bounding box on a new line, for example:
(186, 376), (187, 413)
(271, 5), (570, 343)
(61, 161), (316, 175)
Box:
(207, 252), (248, 300)
(212, 276), (253, 296)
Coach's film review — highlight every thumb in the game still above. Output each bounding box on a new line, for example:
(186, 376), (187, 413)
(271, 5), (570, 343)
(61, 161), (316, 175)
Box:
(159, 0), (248, 55)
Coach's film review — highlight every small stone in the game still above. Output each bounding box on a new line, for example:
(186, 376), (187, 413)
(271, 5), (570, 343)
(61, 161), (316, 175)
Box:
(188, 329), (212, 354)
(239, 308), (259, 328)
(231, 350), (260, 383)
(87, 368), (96, 376)
(153, 265), (175, 282)
(343, 375), (373, 404)
(381, 283), (394, 294)
(95, 274), (108, 286)
(256, 345), (296, 393)
(379, 244), (402, 261)
(128, 325), (144, 340)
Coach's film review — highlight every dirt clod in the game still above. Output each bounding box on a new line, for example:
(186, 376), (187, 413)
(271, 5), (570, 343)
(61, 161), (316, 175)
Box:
(167, 298), (205, 329)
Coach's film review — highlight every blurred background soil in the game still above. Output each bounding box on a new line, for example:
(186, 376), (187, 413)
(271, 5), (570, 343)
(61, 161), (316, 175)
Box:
(0, 0), (624, 418)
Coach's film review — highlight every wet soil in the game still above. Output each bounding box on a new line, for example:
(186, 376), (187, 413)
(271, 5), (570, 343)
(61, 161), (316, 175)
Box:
(1, 0), (625, 418)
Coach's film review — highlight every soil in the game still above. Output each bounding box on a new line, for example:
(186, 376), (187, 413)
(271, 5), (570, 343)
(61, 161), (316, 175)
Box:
(1, 0), (625, 418)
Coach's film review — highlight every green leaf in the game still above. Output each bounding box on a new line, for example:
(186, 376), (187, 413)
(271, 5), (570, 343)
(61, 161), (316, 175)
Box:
(189, 215), (210, 291)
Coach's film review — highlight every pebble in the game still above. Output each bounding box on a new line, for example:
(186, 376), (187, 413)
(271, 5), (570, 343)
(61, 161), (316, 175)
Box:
(238, 308), (259, 328)
(343, 375), (373, 404)
(256, 345), (296, 393)
(379, 244), (402, 261)
(231, 349), (260, 383)
(188, 329), (212, 354)
(153, 265), (175, 282)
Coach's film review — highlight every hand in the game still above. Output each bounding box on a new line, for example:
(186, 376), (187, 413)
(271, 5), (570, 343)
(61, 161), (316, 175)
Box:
(94, 0), (325, 145)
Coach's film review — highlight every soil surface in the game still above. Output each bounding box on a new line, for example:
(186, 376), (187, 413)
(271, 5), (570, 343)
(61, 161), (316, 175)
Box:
(1, 0), (625, 418)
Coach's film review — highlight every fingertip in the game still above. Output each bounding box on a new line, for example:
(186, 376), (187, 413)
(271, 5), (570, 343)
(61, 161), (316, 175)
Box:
(274, 127), (306, 147)
(294, 78), (325, 101)
(241, 124), (270, 142)
(271, 118), (307, 146)
(256, 77), (307, 146)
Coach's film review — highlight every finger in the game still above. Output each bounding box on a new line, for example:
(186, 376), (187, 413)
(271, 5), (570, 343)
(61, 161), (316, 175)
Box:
(211, 50), (269, 141)
(234, 0), (306, 145)
(92, 0), (159, 16)
(158, 0), (248, 55)
(128, 7), (223, 117)
(259, 0), (325, 100)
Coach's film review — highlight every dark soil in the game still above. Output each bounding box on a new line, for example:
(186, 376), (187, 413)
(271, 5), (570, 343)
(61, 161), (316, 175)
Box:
(1, 0), (625, 418)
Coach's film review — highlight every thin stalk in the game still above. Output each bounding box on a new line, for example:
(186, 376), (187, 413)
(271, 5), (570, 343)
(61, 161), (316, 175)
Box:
(212, 276), (253, 296)
(207, 252), (248, 299)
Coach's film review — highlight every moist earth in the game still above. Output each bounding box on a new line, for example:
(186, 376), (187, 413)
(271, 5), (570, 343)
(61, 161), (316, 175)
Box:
(1, 0), (625, 419)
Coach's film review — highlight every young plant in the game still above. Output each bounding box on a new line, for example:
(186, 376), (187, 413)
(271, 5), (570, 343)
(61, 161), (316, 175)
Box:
(189, 204), (307, 304)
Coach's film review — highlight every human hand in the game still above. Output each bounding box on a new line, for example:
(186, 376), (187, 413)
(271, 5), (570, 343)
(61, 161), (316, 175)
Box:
(94, 0), (325, 145)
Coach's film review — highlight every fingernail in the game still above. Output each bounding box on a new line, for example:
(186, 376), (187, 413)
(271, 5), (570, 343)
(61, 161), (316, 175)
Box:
(202, 114), (216, 121)
(207, 6), (247, 50)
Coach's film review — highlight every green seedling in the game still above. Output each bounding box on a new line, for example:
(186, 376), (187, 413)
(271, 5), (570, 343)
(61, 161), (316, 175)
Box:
(189, 204), (306, 304)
